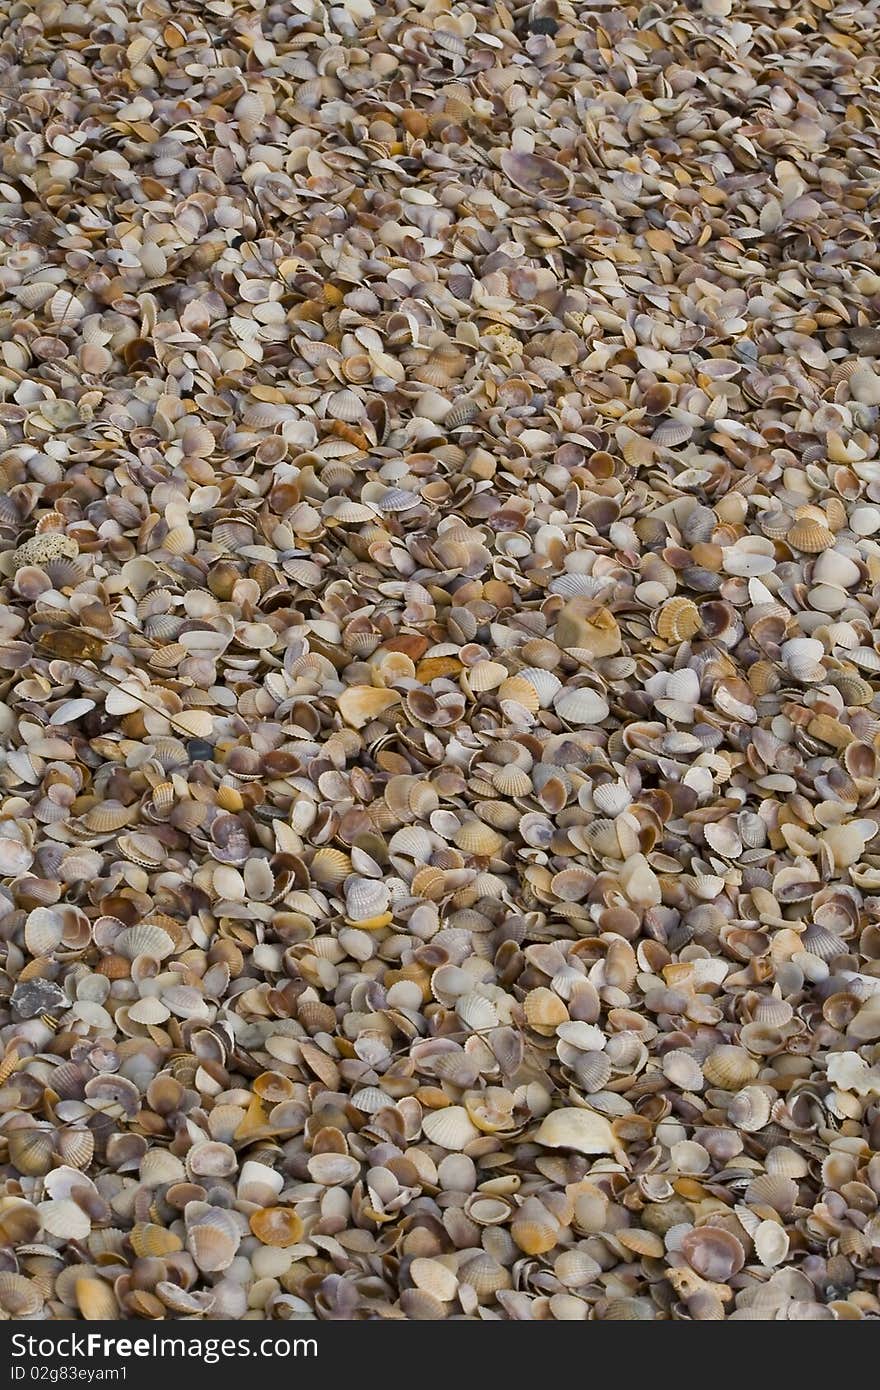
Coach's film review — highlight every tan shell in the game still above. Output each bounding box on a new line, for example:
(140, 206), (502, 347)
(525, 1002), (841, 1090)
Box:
(702, 1046), (759, 1090)
(787, 517), (835, 552)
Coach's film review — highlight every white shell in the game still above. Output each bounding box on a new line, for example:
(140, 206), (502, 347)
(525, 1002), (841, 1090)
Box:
(553, 687), (609, 725)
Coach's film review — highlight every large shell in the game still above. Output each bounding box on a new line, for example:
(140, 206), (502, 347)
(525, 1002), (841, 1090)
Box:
(421, 1106), (481, 1151)
(553, 687), (610, 725)
(534, 1107), (616, 1155)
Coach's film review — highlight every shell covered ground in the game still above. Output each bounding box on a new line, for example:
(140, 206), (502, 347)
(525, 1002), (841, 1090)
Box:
(0, 0), (879, 1324)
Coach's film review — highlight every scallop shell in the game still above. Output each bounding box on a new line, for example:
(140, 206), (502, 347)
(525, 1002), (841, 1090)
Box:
(511, 1197), (559, 1255)
(410, 1257), (458, 1302)
(754, 1220), (789, 1268)
(534, 1107), (616, 1155)
(467, 659), (508, 691)
(662, 1050), (704, 1091)
(727, 1084), (772, 1132)
(655, 597), (701, 642)
(75, 1276), (119, 1320)
(518, 667), (563, 707)
(249, 1207), (303, 1247)
(553, 687), (610, 725)
(421, 1105), (481, 1151)
(500, 149), (574, 200)
(8, 1127), (56, 1176)
(327, 388), (365, 422)
(453, 820), (504, 856)
(0, 1272), (43, 1317)
(38, 1198), (92, 1240)
(456, 991), (499, 1031)
(497, 675), (540, 712)
(744, 1174), (798, 1213)
(680, 1227), (745, 1282)
(787, 516), (834, 552)
(130, 1222), (184, 1257)
(185, 1209), (240, 1272)
(344, 874), (389, 916)
(306, 1152), (361, 1185)
(490, 763), (533, 797)
(140, 1149), (186, 1187)
(310, 847), (352, 886)
(118, 923), (175, 961)
(701, 1046), (759, 1090)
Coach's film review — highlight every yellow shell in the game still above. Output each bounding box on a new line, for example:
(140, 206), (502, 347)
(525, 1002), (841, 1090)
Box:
(787, 517), (834, 552)
(524, 987), (569, 1034)
(76, 1276), (119, 1320)
(511, 1198), (559, 1255)
(497, 676), (541, 712)
(337, 685), (400, 729)
(249, 1207), (303, 1247)
(656, 596), (701, 642)
(129, 1222), (183, 1257)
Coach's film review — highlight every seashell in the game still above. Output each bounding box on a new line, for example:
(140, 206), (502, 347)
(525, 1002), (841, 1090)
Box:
(185, 1209), (240, 1272)
(421, 1105), (481, 1151)
(307, 1152), (361, 1185)
(787, 517), (834, 552)
(249, 1207), (303, 1246)
(38, 1198), (91, 1241)
(662, 1050), (704, 1091)
(572, 1050), (613, 1093)
(524, 986), (569, 1034)
(518, 667), (563, 707)
(466, 659), (508, 691)
(118, 923), (174, 961)
(702, 1046), (759, 1090)
(24, 908), (64, 956)
(453, 819), (504, 856)
(0, 1272), (43, 1317)
(58, 1129), (95, 1169)
(553, 686), (610, 726)
(311, 847), (352, 886)
(140, 1149), (186, 1188)
(497, 675), (540, 713)
(753, 1220), (789, 1268)
(656, 597), (701, 642)
(534, 1107), (616, 1155)
(410, 1257), (458, 1303)
(456, 991), (499, 1031)
(727, 1085), (772, 1132)
(327, 388), (365, 422)
(511, 1197), (559, 1255)
(680, 1227), (745, 1282)
(490, 763), (533, 796)
(8, 1127), (56, 1176)
(344, 875), (390, 922)
(500, 149), (574, 200)
(129, 1222), (184, 1257)
(337, 685), (400, 728)
(76, 1276), (119, 1320)
(743, 1173), (798, 1213)
(458, 1253), (511, 1300)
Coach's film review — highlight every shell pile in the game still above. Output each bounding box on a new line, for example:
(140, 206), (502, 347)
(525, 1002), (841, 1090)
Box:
(1, 0), (880, 1325)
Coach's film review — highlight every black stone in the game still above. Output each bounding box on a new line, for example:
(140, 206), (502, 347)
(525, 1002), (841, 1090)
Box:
(11, 978), (66, 1019)
(528, 17), (559, 34)
(186, 739), (215, 763)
